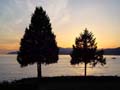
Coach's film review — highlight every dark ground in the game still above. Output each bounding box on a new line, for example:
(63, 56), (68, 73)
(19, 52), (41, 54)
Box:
(0, 76), (120, 90)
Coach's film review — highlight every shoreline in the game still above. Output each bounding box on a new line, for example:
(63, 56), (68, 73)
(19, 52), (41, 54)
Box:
(0, 76), (120, 90)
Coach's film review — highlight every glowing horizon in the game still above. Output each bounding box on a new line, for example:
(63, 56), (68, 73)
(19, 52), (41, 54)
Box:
(0, 0), (120, 51)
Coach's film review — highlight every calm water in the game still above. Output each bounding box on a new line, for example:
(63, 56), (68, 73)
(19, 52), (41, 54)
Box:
(0, 54), (120, 82)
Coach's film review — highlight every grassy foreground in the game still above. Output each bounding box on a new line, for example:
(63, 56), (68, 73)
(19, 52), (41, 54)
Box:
(0, 76), (120, 90)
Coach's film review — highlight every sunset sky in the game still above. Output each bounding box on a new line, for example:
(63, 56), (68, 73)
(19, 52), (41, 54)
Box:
(0, 0), (120, 51)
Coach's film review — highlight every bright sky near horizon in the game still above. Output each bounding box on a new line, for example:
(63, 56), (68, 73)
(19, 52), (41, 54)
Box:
(0, 0), (120, 51)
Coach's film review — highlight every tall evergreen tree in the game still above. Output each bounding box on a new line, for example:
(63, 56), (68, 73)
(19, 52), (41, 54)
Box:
(17, 7), (59, 78)
(70, 28), (106, 76)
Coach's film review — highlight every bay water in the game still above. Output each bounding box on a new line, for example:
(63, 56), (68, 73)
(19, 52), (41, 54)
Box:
(0, 54), (120, 82)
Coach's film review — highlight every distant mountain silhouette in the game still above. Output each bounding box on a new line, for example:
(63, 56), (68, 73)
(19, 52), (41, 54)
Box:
(0, 49), (13, 54)
(104, 47), (120, 55)
(8, 51), (18, 54)
(7, 47), (72, 55)
(7, 47), (120, 55)
(59, 47), (120, 55)
(59, 47), (72, 55)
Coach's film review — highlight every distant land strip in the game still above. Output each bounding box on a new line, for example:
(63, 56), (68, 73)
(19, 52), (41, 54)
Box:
(7, 47), (120, 55)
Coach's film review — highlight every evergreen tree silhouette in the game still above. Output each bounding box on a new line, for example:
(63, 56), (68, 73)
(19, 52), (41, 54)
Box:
(17, 7), (59, 78)
(70, 28), (106, 76)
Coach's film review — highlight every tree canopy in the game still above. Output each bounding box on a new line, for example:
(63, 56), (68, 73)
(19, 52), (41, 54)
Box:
(17, 7), (59, 67)
(70, 29), (106, 76)
(71, 29), (106, 66)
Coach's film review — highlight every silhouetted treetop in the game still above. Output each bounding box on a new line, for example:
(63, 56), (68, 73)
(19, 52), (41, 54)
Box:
(17, 6), (59, 67)
(31, 7), (51, 31)
(75, 29), (97, 49)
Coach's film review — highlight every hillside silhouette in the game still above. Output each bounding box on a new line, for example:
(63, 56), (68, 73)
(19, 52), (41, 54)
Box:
(8, 47), (120, 55)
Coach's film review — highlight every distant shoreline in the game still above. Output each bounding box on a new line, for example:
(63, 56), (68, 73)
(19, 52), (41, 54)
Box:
(7, 47), (120, 55)
(6, 53), (120, 55)
(7, 53), (120, 55)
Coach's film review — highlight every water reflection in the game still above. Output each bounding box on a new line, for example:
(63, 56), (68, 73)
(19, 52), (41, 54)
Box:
(0, 55), (120, 81)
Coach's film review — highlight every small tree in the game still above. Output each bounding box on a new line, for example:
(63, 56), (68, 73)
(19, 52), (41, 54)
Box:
(17, 7), (59, 78)
(70, 28), (106, 76)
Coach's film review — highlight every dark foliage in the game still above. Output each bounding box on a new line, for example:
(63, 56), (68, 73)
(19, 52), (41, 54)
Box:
(17, 7), (59, 67)
(70, 28), (106, 76)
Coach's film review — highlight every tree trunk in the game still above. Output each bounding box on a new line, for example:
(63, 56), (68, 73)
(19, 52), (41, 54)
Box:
(84, 62), (87, 76)
(37, 61), (41, 78)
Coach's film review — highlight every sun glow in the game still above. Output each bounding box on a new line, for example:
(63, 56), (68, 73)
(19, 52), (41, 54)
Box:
(0, 43), (19, 50)
(0, 0), (120, 52)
